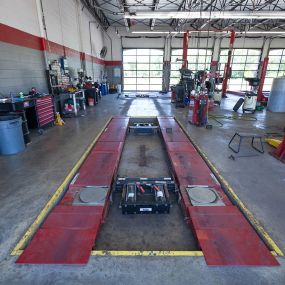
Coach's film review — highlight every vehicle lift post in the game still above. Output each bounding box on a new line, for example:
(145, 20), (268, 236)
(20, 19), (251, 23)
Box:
(257, 56), (269, 102)
(221, 30), (236, 98)
(182, 31), (189, 68)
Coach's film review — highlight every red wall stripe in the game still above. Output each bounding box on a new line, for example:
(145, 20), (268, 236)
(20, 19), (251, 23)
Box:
(0, 23), (43, 51)
(105, 60), (122, 66)
(0, 23), (122, 66)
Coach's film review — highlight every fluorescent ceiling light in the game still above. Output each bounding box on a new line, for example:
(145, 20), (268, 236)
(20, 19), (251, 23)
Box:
(131, 30), (226, 34)
(125, 11), (285, 20)
(242, 31), (285, 34)
(131, 31), (182, 34)
(130, 30), (285, 35)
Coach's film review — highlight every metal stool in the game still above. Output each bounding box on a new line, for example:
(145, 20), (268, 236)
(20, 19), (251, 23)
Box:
(228, 132), (264, 154)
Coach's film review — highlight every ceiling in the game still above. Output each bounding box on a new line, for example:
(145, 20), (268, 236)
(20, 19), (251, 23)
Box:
(80, 0), (285, 35)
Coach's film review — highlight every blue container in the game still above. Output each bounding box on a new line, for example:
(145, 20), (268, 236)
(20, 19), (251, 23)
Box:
(100, 83), (107, 96)
(0, 116), (25, 155)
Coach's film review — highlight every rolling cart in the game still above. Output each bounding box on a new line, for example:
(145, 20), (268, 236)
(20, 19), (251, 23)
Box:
(35, 95), (55, 134)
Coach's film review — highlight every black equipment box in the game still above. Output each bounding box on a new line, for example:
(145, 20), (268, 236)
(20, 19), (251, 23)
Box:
(121, 182), (171, 214)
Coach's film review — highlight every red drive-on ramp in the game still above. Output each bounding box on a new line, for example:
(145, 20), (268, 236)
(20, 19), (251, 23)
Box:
(158, 117), (279, 266)
(16, 117), (129, 264)
(16, 116), (279, 266)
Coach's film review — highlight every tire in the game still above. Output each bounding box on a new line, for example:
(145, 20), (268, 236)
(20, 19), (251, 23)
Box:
(233, 98), (244, 112)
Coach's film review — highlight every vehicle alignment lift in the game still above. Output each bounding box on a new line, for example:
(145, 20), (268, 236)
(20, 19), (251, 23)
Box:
(16, 117), (279, 266)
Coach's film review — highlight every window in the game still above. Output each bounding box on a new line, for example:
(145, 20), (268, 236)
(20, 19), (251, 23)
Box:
(123, 49), (163, 91)
(264, 49), (285, 91)
(170, 49), (212, 85)
(219, 49), (261, 91)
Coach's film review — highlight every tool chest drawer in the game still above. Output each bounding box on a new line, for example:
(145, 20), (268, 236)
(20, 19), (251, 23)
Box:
(35, 95), (55, 128)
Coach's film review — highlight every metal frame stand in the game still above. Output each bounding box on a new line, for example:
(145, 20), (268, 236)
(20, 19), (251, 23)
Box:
(228, 132), (264, 154)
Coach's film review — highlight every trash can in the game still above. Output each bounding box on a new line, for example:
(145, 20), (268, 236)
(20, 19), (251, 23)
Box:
(117, 84), (122, 94)
(0, 116), (25, 155)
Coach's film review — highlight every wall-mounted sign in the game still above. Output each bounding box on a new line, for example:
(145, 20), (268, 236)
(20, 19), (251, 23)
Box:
(113, 67), (121, 78)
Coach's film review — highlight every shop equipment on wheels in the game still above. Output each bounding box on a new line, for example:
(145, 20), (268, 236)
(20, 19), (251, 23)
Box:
(189, 94), (208, 126)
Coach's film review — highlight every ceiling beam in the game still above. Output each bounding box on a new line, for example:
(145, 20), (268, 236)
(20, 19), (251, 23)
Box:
(117, 0), (130, 32)
(81, 0), (110, 29)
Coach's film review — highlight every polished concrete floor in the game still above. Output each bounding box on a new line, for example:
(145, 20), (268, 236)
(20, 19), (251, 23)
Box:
(0, 93), (285, 284)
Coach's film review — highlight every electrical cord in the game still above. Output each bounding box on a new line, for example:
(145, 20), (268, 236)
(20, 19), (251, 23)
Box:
(208, 114), (257, 127)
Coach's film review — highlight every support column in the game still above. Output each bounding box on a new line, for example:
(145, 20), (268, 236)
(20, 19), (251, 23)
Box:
(221, 31), (235, 97)
(162, 36), (171, 91)
(257, 38), (270, 101)
(257, 57), (269, 102)
(182, 31), (189, 68)
(210, 37), (221, 74)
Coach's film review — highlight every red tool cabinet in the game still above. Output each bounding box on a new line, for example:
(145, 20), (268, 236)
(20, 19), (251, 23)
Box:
(35, 95), (55, 133)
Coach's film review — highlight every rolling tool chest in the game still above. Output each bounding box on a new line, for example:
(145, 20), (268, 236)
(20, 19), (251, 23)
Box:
(35, 95), (55, 133)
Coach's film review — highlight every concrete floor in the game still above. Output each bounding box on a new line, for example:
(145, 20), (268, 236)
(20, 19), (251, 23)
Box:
(0, 93), (285, 284)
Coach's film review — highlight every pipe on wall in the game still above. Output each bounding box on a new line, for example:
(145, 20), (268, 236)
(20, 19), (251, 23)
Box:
(88, 21), (95, 80)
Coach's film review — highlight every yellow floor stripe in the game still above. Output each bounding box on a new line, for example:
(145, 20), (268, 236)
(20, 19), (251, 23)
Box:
(175, 117), (284, 257)
(12, 249), (278, 257)
(91, 250), (204, 257)
(11, 117), (112, 256)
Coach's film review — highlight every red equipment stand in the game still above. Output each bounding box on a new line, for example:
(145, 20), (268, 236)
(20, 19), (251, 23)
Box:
(271, 135), (285, 163)
(189, 95), (208, 126)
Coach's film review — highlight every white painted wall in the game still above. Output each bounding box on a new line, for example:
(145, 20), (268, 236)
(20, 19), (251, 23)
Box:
(80, 8), (104, 58)
(122, 37), (166, 49)
(105, 27), (122, 61)
(0, 0), (41, 36)
(0, 0), (106, 59)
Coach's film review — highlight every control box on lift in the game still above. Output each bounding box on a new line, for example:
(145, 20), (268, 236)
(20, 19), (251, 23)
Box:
(116, 177), (175, 214)
(121, 182), (170, 214)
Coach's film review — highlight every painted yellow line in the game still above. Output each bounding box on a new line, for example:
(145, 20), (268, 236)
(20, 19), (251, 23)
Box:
(11, 117), (112, 256)
(12, 249), (278, 257)
(175, 117), (284, 257)
(91, 250), (204, 257)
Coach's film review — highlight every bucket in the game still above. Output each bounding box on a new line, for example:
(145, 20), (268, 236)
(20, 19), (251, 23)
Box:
(0, 116), (25, 155)
(88, 97), (95, 106)
(117, 84), (122, 94)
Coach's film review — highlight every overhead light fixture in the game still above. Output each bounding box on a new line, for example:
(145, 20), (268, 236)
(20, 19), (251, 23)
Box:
(242, 31), (285, 34)
(129, 30), (285, 35)
(131, 31), (182, 34)
(130, 30), (228, 34)
(125, 11), (285, 20)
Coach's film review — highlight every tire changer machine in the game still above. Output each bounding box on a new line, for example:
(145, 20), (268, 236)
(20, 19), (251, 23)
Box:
(189, 70), (210, 126)
(174, 63), (195, 108)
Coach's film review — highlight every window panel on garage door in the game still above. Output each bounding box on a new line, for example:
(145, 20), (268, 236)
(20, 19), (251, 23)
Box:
(123, 49), (163, 91)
